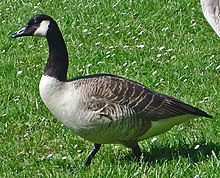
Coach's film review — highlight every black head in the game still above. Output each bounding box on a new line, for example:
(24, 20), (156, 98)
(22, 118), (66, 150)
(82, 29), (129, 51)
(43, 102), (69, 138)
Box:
(12, 14), (54, 38)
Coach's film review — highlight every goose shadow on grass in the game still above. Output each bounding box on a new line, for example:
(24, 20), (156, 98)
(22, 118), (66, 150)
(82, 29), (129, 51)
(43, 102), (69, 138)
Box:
(124, 141), (220, 164)
(64, 141), (219, 173)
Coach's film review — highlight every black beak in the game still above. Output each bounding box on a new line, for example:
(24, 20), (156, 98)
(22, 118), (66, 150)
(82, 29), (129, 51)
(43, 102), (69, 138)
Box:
(12, 25), (31, 38)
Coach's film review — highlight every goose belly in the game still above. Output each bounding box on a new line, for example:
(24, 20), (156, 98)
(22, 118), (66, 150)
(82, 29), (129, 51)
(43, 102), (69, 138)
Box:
(75, 116), (145, 144)
(76, 114), (195, 144)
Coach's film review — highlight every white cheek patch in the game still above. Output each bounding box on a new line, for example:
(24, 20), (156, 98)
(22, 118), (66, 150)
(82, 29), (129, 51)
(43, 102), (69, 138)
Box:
(34, 20), (50, 36)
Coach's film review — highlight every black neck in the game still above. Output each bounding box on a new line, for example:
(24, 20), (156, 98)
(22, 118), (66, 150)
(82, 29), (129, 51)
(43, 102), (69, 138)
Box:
(44, 22), (68, 81)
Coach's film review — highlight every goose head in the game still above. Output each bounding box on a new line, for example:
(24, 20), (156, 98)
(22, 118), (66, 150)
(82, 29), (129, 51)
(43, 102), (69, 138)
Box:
(12, 14), (54, 38)
(12, 14), (68, 81)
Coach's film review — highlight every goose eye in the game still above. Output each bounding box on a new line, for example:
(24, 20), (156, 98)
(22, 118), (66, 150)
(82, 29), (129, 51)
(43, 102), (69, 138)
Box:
(34, 20), (38, 25)
(32, 20), (39, 26)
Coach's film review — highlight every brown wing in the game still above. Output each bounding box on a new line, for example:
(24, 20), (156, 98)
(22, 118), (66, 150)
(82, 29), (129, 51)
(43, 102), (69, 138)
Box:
(80, 74), (212, 121)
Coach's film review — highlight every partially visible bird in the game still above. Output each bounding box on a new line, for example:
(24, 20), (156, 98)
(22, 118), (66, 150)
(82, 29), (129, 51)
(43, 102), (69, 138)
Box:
(201, 0), (220, 37)
(12, 14), (212, 165)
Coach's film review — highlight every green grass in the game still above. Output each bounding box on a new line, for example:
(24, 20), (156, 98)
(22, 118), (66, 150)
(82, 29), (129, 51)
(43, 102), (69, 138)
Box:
(0, 0), (219, 177)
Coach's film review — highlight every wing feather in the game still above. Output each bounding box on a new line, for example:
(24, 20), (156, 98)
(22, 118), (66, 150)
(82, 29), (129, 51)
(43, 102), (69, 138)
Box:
(73, 74), (212, 121)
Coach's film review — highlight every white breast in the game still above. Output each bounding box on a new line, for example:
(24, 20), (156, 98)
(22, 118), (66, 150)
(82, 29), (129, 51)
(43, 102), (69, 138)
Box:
(39, 75), (92, 132)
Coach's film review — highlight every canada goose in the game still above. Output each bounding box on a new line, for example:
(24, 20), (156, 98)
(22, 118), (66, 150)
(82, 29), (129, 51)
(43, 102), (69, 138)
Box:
(12, 14), (212, 166)
(201, 0), (220, 37)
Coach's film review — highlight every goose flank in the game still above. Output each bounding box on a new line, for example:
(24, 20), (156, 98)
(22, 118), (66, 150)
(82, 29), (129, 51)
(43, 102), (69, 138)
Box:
(12, 14), (212, 166)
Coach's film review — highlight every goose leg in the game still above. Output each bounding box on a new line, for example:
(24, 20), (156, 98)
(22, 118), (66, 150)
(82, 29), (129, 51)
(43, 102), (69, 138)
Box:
(84, 143), (101, 166)
(132, 144), (142, 159)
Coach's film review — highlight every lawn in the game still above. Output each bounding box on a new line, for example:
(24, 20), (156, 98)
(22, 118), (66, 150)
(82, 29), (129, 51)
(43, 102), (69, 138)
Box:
(0, 0), (219, 177)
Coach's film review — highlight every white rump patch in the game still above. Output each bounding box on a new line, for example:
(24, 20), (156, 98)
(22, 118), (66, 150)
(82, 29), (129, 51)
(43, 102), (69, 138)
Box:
(138, 114), (196, 141)
(34, 20), (50, 36)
